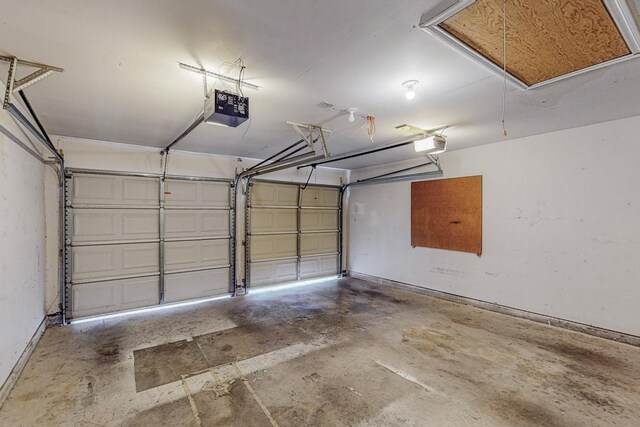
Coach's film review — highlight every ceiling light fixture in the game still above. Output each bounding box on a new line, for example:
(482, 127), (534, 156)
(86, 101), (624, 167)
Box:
(347, 107), (357, 123)
(402, 80), (419, 100)
(414, 135), (447, 154)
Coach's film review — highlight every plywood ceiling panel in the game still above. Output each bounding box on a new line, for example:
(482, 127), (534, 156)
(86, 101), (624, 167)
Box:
(411, 176), (482, 254)
(440, 0), (631, 85)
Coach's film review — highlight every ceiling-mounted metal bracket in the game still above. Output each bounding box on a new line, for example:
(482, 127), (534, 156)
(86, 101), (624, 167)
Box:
(425, 153), (442, 171)
(178, 62), (259, 91)
(1, 55), (64, 110)
(286, 121), (332, 158)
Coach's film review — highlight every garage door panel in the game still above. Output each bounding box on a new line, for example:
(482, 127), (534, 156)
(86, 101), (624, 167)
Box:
(250, 234), (297, 260)
(250, 259), (297, 286)
(123, 178), (159, 203)
(165, 180), (229, 208)
(72, 209), (159, 243)
(300, 210), (338, 231)
(165, 210), (229, 238)
(165, 239), (229, 272)
(164, 268), (230, 303)
(250, 208), (297, 233)
(71, 276), (159, 317)
(251, 182), (298, 207)
(72, 243), (159, 282)
(301, 187), (340, 207)
(300, 255), (338, 279)
(300, 232), (338, 256)
(72, 174), (159, 207)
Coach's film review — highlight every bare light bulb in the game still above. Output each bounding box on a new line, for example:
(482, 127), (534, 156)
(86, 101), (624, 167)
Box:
(402, 80), (419, 101)
(347, 108), (357, 123)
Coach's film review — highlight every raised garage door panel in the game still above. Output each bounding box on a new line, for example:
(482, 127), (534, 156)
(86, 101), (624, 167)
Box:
(250, 208), (297, 233)
(72, 209), (159, 243)
(165, 180), (229, 208)
(165, 239), (229, 272)
(251, 182), (298, 207)
(250, 234), (297, 261)
(301, 187), (340, 207)
(250, 259), (297, 286)
(71, 276), (159, 318)
(71, 174), (159, 207)
(165, 210), (229, 239)
(164, 268), (230, 303)
(300, 232), (338, 256)
(300, 255), (338, 279)
(71, 242), (159, 282)
(300, 210), (338, 231)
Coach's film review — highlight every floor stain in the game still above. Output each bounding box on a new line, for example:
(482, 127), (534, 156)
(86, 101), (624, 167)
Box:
(123, 396), (196, 427)
(3, 278), (640, 426)
(486, 394), (572, 427)
(133, 340), (209, 392)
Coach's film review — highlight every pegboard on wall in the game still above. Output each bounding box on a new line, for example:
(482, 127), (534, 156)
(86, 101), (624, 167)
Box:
(411, 176), (482, 255)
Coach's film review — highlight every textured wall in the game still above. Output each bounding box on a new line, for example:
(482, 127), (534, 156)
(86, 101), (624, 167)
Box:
(348, 115), (640, 336)
(0, 102), (46, 388)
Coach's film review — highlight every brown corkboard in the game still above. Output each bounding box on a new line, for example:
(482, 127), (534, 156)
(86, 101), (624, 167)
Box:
(440, 0), (630, 86)
(411, 176), (482, 254)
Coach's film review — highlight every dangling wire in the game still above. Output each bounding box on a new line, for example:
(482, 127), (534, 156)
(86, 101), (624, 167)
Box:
(501, 0), (508, 137)
(301, 166), (316, 190)
(203, 72), (209, 99)
(367, 115), (376, 143)
(240, 114), (252, 142)
(235, 57), (246, 98)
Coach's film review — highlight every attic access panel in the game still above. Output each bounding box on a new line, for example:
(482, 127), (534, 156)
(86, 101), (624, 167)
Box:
(420, 0), (640, 88)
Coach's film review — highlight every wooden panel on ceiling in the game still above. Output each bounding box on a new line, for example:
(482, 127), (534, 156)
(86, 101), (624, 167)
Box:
(440, 0), (631, 85)
(411, 176), (482, 254)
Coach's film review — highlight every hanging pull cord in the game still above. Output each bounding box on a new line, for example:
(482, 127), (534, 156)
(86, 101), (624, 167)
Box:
(501, 0), (508, 137)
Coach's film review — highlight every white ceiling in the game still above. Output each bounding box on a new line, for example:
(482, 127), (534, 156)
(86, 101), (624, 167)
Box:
(2, 0), (640, 169)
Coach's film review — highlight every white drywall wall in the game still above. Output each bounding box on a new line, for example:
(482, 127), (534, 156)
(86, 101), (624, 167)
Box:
(347, 115), (640, 336)
(45, 136), (349, 311)
(53, 135), (347, 184)
(0, 103), (47, 389)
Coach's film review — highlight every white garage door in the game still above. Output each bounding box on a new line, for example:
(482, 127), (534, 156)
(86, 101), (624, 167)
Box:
(163, 178), (231, 303)
(246, 180), (340, 288)
(65, 170), (232, 319)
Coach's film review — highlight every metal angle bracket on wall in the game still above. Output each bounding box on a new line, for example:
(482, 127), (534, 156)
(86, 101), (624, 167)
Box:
(1, 55), (64, 110)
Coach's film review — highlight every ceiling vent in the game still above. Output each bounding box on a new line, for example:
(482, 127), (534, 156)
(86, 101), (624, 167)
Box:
(419, 0), (640, 89)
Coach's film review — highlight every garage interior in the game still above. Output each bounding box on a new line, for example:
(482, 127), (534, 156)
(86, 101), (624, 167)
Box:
(1, 0), (640, 426)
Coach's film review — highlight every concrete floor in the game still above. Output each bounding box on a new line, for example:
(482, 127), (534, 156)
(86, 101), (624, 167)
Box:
(2, 278), (640, 426)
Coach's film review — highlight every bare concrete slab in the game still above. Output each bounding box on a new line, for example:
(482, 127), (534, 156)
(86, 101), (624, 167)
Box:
(1, 277), (639, 426)
(133, 339), (209, 392)
(195, 321), (313, 367)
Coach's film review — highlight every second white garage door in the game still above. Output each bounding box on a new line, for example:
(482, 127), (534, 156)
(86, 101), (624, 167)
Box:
(245, 180), (340, 287)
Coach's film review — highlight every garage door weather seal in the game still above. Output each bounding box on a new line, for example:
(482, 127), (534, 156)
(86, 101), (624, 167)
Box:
(248, 276), (338, 296)
(69, 294), (231, 325)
